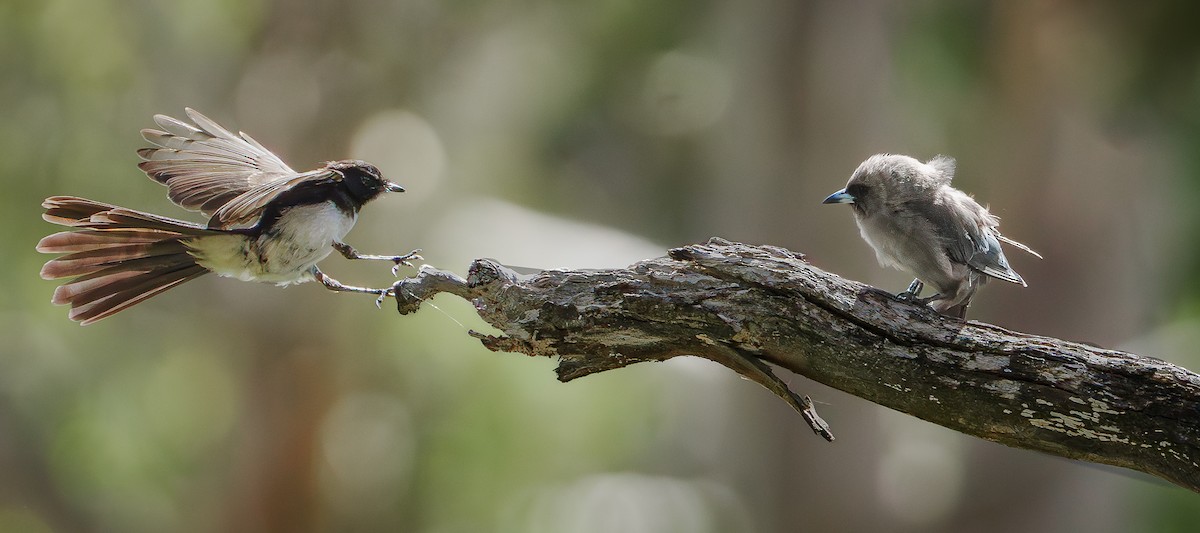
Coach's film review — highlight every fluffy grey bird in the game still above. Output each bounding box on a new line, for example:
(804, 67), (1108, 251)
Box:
(823, 154), (1040, 317)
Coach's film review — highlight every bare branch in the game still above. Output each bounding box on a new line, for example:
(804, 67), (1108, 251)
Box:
(392, 238), (1200, 493)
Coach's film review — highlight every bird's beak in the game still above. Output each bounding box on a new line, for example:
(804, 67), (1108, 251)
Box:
(385, 182), (406, 193)
(822, 188), (855, 204)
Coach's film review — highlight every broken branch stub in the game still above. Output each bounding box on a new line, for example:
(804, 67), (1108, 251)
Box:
(392, 238), (1200, 493)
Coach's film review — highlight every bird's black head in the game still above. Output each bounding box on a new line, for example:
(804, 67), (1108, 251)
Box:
(328, 160), (405, 205)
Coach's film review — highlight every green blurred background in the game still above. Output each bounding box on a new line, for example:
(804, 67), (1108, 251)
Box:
(4, 1), (1200, 531)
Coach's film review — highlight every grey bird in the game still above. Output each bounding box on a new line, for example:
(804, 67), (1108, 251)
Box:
(822, 154), (1041, 318)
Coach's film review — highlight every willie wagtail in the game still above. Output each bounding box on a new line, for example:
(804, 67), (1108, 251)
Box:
(38, 108), (419, 325)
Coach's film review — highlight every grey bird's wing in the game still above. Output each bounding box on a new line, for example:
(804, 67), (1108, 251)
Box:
(925, 192), (1030, 286)
(137, 108), (298, 216)
(963, 226), (1026, 286)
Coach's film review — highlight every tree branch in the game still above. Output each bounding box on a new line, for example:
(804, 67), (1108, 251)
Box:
(391, 237), (1200, 493)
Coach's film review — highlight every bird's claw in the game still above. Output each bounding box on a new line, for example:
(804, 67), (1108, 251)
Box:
(896, 279), (924, 302)
(389, 249), (423, 276)
(374, 288), (393, 308)
(897, 292), (938, 307)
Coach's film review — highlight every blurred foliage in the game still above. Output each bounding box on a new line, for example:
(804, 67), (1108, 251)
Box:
(3, 1), (1200, 532)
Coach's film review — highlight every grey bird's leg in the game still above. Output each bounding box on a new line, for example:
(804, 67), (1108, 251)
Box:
(310, 266), (393, 308)
(914, 292), (970, 319)
(897, 278), (924, 301)
(332, 242), (423, 276)
(944, 303), (969, 319)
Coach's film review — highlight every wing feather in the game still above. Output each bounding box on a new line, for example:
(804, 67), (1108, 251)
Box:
(967, 230), (1026, 286)
(923, 190), (1032, 286)
(208, 168), (343, 230)
(138, 108), (298, 216)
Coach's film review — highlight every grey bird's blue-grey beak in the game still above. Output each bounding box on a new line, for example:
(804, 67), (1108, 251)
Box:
(822, 188), (854, 204)
(385, 182), (406, 193)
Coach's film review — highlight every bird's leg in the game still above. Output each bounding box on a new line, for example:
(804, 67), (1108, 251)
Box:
(311, 266), (393, 308)
(945, 303), (969, 319)
(913, 293), (942, 306)
(332, 241), (422, 276)
(902, 288), (945, 309)
(896, 279), (924, 301)
(913, 294), (969, 318)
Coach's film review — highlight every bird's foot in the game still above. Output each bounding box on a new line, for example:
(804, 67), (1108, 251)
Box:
(897, 279), (923, 300)
(374, 287), (393, 308)
(896, 279), (924, 301)
(389, 249), (423, 276)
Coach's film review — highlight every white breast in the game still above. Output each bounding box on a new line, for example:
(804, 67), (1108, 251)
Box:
(188, 202), (357, 285)
(856, 215), (906, 271)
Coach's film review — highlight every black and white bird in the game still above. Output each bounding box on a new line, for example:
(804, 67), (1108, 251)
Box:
(823, 154), (1040, 318)
(38, 108), (419, 325)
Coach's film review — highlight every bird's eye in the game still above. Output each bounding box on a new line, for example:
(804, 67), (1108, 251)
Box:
(847, 183), (868, 198)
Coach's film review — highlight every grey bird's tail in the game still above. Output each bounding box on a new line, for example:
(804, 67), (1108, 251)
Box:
(997, 234), (1043, 260)
(37, 196), (215, 325)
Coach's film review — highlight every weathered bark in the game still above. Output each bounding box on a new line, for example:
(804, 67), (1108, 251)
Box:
(391, 238), (1200, 493)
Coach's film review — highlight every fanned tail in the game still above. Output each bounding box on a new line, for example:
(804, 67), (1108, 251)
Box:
(38, 196), (215, 325)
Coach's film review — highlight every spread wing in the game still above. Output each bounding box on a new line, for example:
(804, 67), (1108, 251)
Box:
(137, 108), (298, 216)
(208, 168), (343, 230)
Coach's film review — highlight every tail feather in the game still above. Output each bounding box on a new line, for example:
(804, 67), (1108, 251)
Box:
(67, 264), (209, 325)
(42, 242), (194, 281)
(57, 259), (201, 307)
(41, 196), (117, 225)
(997, 234), (1043, 259)
(42, 196), (212, 233)
(37, 229), (178, 253)
(53, 269), (144, 305)
(39, 196), (216, 324)
(96, 208), (213, 233)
